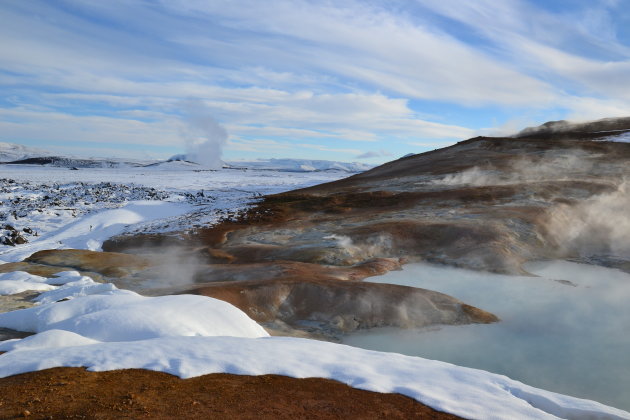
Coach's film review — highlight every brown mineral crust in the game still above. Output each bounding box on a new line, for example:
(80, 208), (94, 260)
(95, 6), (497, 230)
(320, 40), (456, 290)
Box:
(186, 277), (499, 333)
(187, 258), (405, 284)
(25, 249), (151, 278)
(0, 367), (463, 420)
(0, 262), (105, 282)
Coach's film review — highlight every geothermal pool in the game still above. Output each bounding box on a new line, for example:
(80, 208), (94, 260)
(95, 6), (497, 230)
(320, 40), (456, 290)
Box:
(343, 261), (630, 411)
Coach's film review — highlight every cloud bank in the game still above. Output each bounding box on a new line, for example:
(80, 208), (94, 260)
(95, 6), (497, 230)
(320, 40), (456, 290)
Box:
(0, 0), (628, 160)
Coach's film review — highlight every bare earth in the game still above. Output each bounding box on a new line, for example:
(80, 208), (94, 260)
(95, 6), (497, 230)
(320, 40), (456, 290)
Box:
(0, 367), (462, 420)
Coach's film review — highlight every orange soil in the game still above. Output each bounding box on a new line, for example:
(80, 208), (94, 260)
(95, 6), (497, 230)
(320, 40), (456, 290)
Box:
(0, 367), (464, 419)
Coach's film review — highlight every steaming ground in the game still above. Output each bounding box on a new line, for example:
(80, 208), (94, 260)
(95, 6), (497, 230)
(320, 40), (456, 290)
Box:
(344, 261), (630, 411)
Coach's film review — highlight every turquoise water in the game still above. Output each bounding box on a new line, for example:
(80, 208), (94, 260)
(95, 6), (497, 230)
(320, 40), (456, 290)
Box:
(343, 261), (630, 411)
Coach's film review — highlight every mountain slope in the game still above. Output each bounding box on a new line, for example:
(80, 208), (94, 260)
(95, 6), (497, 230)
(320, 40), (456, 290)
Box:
(0, 142), (52, 162)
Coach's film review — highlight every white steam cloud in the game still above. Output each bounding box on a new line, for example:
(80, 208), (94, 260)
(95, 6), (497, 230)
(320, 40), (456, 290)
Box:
(434, 153), (594, 187)
(181, 99), (228, 169)
(324, 234), (393, 264)
(546, 181), (630, 258)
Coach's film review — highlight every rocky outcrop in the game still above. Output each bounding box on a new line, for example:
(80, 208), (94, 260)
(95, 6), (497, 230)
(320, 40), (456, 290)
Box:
(189, 278), (498, 339)
(24, 249), (151, 278)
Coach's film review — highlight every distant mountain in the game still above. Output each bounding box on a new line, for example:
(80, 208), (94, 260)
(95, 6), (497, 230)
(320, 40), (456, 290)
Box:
(0, 143), (156, 168)
(142, 159), (206, 170)
(0, 142), (52, 162)
(224, 158), (373, 173)
(6, 156), (152, 168)
(166, 155), (373, 173)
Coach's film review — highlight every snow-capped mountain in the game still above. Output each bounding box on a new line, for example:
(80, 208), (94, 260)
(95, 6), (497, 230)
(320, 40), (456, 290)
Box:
(167, 154), (373, 172)
(0, 142), (156, 168)
(0, 142), (52, 162)
(9, 156), (153, 168)
(224, 158), (373, 173)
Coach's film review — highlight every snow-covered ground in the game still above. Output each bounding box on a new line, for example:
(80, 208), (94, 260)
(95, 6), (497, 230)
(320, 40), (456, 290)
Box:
(0, 270), (627, 420)
(0, 164), (346, 263)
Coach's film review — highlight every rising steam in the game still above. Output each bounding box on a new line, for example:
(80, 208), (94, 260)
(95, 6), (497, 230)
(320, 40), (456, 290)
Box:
(181, 99), (228, 169)
(434, 152), (594, 187)
(545, 181), (630, 258)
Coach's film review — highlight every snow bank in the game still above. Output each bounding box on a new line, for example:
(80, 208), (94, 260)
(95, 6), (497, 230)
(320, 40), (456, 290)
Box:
(0, 334), (627, 420)
(0, 200), (194, 262)
(0, 271), (56, 295)
(0, 291), (268, 341)
(0, 270), (111, 298)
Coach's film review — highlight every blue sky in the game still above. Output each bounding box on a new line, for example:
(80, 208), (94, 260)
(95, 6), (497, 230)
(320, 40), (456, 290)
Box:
(1, 0), (629, 163)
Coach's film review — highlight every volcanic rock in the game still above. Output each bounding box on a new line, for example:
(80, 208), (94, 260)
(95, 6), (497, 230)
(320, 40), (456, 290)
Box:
(188, 278), (498, 338)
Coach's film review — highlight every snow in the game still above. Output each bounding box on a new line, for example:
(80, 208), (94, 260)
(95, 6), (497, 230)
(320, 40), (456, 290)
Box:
(0, 287), (268, 341)
(0, 270), (116, 299)
(0, 200), (196, 262)
(34, 279), (117, 305)
(0, 142), (52, 162)
(0, 329), (100, 352)
(599, 131), (630, 143)
(225, 158), (373, 172)
(0, 271), (56, 295)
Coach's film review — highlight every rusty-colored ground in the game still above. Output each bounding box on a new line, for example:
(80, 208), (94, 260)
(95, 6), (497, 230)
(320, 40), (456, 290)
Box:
(0, 367), (463, 420)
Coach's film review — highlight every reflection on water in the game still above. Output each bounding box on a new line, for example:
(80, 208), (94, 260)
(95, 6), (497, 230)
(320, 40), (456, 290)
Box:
(343, 261), (630, 411)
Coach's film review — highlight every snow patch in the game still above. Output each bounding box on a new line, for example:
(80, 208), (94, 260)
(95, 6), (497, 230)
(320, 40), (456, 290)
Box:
(0, 335), (626, 420)
(598, 131), (630, 143)
(0, 271), (56, 295)
(0, 290), (269, 341)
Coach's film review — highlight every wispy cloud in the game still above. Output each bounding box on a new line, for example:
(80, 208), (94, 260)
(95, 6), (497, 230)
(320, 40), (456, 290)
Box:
(0, 0), (628, 160)
(356, 150), (393, 159)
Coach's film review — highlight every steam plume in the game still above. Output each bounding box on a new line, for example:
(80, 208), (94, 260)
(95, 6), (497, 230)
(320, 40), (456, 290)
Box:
(545, 181), (630, 258)
(181, 99), (228, 169)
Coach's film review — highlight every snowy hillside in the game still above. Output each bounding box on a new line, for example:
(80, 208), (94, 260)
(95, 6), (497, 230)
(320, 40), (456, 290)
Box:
(0, 142), (51, 162)
(0, 166), (348, 263)
(9, 156), (156, 168)
(224, 158), (373, 172)
(1, 143), (372, 172)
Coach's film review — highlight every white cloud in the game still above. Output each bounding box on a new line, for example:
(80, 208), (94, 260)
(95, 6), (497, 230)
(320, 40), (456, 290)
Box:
(417, 0), (630, 119)
(226, 138), (290, 153)
(298, 143), (362, 155)
(0, 108), (181, 147)
(0, 0), (629, 158)
(356, 150), (393, 159)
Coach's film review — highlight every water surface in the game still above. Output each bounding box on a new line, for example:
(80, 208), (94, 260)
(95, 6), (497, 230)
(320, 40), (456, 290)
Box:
(343, 261), (630, 411)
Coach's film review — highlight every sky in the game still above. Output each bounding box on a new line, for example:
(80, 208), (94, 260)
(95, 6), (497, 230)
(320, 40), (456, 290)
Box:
(1, 0), (629, 164)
